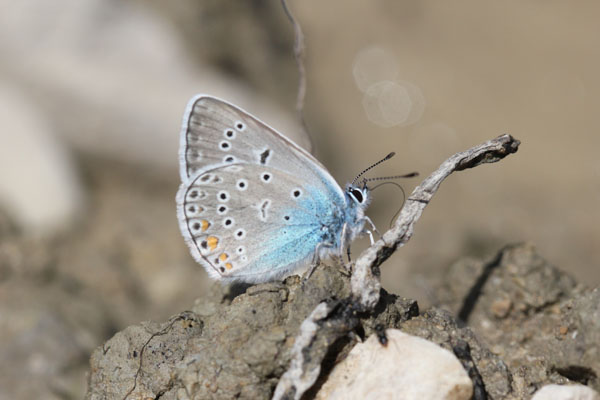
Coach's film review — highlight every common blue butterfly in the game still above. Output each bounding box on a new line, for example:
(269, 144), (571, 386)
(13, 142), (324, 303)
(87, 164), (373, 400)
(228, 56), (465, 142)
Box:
(176, 95), (381, 283)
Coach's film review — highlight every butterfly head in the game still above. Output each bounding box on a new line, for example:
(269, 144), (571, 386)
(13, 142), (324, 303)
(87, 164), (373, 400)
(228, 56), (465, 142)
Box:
(346, 152), (396, 210)
(345, 183), (370, 210)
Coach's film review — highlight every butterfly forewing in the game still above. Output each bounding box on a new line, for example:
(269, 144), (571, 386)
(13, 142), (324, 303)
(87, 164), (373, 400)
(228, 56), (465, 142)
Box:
(181, 96), (328, 183)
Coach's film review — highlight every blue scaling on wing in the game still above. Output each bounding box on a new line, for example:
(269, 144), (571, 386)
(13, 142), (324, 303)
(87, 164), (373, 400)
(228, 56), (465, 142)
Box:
(239, 184), (347, 278)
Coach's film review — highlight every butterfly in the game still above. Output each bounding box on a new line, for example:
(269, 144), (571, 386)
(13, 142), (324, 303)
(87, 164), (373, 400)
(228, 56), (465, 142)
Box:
(176, 95), (384, 284)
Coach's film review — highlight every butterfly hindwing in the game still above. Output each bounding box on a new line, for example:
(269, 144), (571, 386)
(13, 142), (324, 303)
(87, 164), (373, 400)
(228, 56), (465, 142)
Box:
(178, 163), (343, 282)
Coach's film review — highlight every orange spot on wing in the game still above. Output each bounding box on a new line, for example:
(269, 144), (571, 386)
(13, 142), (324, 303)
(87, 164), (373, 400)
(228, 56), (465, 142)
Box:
(207, 236), (219, 251)
(201, 220), (210, 232)
(219, 253), (228, 262)
(225, 263), (233, 270)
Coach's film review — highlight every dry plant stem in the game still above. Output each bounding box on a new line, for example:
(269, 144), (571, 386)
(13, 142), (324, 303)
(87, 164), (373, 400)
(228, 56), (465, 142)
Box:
(281, 0), (313, 152)
(273, 134), (520, 400)
(352, 134), (520, 309)
(272, 302), (333, 400)
(281, 0), (306, 121)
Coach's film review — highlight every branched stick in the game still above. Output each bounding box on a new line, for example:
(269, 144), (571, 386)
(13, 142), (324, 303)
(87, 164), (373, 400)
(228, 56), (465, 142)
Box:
(351, 133), (520, 308)
(273, 134), (520, 400)
(272, 302), (333, 400)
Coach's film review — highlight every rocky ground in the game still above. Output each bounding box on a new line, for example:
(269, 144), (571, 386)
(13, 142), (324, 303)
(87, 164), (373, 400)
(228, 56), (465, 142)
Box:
(83, 243), (599, 399)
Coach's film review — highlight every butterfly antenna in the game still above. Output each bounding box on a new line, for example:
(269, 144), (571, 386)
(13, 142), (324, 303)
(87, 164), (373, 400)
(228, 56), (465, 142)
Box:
(352, 152), (396, 185)
(363, 172), (419, 183)
(369, 181), (407, 228)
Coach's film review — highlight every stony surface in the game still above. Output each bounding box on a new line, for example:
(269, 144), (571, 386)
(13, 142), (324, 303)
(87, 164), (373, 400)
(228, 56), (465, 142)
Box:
(0, 82), (83, 234)
(315, 329), (473, 400)
(400, 308), (512, 399)
(86, 266), (413, 399)
(531, 384), (600, 400)
(0, 273), (114, 399)
(85, 265), (425, 399)
(85, 244), (599, 400)
(438, 243), (600, 396)
(84, 270), (481, 398)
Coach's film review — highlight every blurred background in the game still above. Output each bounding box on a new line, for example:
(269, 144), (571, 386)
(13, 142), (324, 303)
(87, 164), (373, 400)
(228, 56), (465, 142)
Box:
(1, 0), (598, 398)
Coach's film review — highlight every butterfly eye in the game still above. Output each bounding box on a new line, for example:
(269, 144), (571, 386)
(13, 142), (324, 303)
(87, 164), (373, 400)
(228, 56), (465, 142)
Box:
(349, 188), (364, 203)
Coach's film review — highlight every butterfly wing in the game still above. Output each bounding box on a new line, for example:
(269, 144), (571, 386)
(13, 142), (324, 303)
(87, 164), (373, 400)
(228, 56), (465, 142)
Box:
(177, 95), (348, 283)
(180, 95), (329, 183)
(178, 163), (346, 282)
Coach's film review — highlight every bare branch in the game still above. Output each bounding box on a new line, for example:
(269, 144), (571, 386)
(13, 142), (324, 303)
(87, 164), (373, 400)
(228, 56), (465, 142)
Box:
(272, 302), (333, 400)
(351, 134), (520, 308)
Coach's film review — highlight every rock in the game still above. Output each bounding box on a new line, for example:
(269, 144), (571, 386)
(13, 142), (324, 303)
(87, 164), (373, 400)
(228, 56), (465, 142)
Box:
(490, 298), (512, 318)
(315, 329), (473, 400)
(0, 279), (114, 399)
(438, 243), (600, 396)
(87, 245), (600, 400)
(0, 83), (83, 234)
(400, 308), (513, 399)
(84, 243), (598, 399)
(532, 384), (600, 400)
(85, 262), (514, 399)
(86, 266), (418, 399)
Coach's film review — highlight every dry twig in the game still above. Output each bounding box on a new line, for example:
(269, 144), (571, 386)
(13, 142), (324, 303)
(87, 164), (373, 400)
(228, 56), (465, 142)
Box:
(273, 134), (521, 400)
(281, 0), (313, 152)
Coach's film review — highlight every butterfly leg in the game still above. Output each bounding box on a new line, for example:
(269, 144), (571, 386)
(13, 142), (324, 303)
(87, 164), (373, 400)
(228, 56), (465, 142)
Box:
(338, 223), (354, 275)
(362, 216), (386, 245)
(365, 230), (375, 245)
(304, 241), (335, 281)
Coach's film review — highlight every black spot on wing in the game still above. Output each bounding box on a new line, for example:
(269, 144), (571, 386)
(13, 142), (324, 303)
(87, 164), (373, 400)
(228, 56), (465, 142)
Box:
(260, 149), (271, 164)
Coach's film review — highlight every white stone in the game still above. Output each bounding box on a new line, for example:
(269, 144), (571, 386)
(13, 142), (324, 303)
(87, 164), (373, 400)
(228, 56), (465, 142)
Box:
(0, 83), (83, 234)
(316, 329), (473, 400)
(532, 384), (600, 400)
